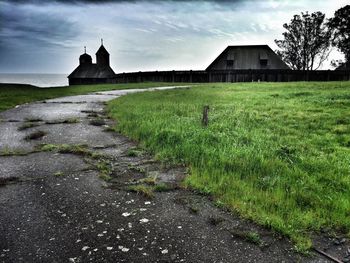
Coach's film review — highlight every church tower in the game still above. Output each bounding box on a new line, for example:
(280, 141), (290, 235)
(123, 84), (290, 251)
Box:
(79, 46), (92, 65)
(96, 39), (110, 67)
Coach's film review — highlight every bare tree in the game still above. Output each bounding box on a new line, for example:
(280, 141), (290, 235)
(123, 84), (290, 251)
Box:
(275, 11), (332, 70)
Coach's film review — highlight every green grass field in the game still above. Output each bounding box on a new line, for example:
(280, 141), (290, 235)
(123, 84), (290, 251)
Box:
(0, 82), (183, 112)
(107, 81), (350, 250)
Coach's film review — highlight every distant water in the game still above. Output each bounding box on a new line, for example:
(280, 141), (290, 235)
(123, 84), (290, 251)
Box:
(0, 73), (68, 88)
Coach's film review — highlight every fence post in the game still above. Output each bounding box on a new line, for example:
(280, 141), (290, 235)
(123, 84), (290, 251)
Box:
(202, 105), (209, 127)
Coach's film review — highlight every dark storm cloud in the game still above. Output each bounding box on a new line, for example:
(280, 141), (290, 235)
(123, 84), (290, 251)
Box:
(0, 5), (77, 46)
(3, 0), (252, 4)
(0, 1), (79, 72)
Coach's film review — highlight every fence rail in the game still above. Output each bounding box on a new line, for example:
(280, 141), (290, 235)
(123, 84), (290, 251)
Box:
(115, 69), (350, 83)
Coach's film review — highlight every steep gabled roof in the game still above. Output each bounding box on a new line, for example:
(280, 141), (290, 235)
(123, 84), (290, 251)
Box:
(68, 64), (115, 79)
(96, 44), (109, 55)
(206, 45), (290, 70)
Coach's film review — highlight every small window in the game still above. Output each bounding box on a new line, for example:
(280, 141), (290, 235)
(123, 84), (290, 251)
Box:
(227, 60), (234, 67)
(260, 59), (268, 67)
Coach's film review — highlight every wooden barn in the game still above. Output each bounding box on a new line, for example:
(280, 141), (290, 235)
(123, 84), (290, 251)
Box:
(206, 45), (290, 70)
(68, 42), (116, 85)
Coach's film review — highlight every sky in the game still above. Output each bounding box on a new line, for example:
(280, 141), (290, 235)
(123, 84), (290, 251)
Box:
(0, 0), (348, 74)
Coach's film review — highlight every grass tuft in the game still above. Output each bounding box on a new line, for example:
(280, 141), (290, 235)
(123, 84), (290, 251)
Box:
(0, 148), (28, 156)
(154, 183), (175, 192)
(208, 216), (225, 226)
(245, 232), (262, 246)
(140, 175), (157, 185)
(189, 205), (199, 214)
(98, 173), (112, 182)
(96, 160), (112, 180)
(126, 148), (143, 157)
(40, 143), (89, 155)
(54, 171), (64, 177)
(128, 184), (155, 199)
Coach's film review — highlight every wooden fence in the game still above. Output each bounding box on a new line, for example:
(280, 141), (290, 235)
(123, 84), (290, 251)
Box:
(115, 69), (350, 83)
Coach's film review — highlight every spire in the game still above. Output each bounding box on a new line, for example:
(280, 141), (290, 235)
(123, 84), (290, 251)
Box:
(84, 46), (86, 54)
(96, 39), (110, 66)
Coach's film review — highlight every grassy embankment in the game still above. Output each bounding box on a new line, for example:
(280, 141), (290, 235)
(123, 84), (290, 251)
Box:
(107, 81), (350, 251)
(0, 82), (186, 112)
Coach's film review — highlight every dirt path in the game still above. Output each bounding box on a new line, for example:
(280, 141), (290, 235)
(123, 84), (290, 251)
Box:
(0, 87), (334, 262)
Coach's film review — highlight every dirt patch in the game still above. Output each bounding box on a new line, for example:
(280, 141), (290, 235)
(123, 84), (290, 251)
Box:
(89, 118), (106, 126)
(45, 118), (79, 124)
(0, 176), (19, 186)
(24, 130), (47, 140)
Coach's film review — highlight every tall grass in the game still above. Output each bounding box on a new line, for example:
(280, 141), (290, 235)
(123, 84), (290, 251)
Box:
(108, 82), (350, 250)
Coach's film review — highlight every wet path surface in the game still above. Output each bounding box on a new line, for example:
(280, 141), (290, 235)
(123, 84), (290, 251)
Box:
(0, 87), (337, 262)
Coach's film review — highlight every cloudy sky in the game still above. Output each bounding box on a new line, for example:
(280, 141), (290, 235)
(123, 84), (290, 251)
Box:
(0, 0), (348, 74)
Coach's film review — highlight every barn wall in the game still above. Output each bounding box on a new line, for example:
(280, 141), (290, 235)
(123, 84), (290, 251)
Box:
(114, 70), (350, 83)
(68, 70), (350, 85)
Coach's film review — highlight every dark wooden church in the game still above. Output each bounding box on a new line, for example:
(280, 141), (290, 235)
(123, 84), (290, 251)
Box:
(68, 41), (116, 85)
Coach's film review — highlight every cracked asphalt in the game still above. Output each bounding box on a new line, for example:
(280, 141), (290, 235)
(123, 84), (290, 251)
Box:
(0, 87), (337, 262)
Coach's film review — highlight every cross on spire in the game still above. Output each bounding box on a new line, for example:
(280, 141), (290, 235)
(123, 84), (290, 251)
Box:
(84, 46), (86, 54)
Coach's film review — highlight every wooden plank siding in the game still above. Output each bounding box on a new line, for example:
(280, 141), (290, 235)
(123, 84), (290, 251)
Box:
(114, 69), (350, 83)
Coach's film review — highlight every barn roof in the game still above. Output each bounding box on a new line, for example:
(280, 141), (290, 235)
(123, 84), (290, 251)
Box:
(206, 45), (290, 71)
(68, 64), (115, 79)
